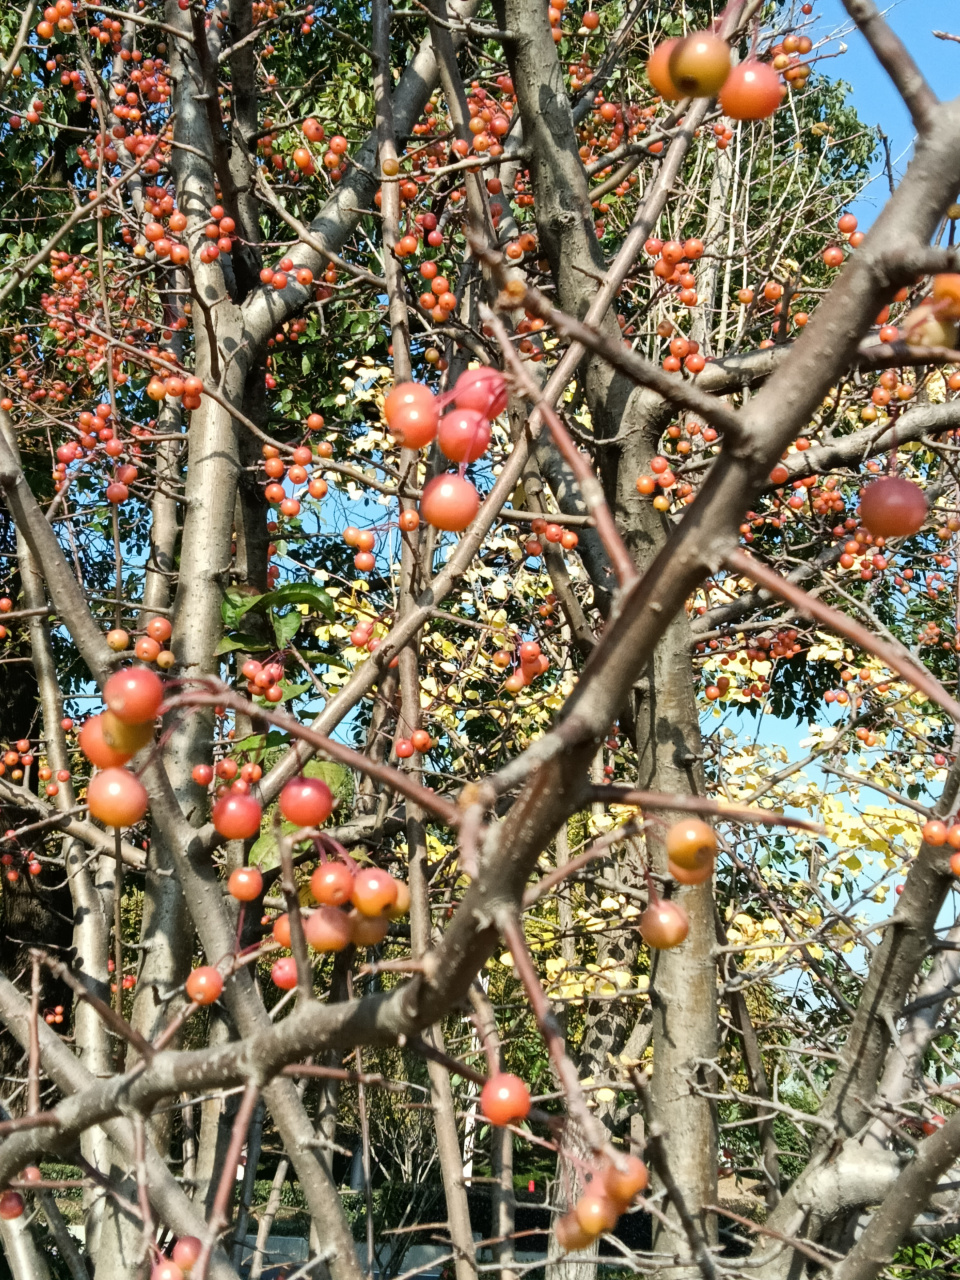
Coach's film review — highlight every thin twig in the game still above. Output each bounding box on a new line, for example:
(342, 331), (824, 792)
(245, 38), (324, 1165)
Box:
(0, 2), (38, 103)
(253, 170), (388, 290)
(133, 1115), (155, 1264)
(32, 950), (154, 1061)
(113, 826), (124, 1016)
(583, 785), (824, 832)
(0, 1112), (60, 1136)
(704, 1202), (840, 1268)
(498, 912), (609, 1154)
(162, 681), (462, 828)
(196, 1080), (260, 1280)
(483, 307), (638, 589)
(634, 1080), (718, 1280)
(281, 1062), (413, 1093)
(0, 137), (163, 308)
(481, 259), (742, 443)
(841, 0), (937, 132)
(276, 814), (313, 1004)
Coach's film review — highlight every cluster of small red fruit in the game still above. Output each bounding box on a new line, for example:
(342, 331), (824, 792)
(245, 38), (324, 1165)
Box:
(381, 366), (587, 551)
(386, 367), (502, 448)
(237, 657), (287, 705)
(0, 733), (35, 782)
(635, 452), (689, 513)
(108, 956), (137, 996)
(382, 366), (507, 532)
(520, 519), (579, 560)
(478, 1070), (650, 1252)
(333, 367), (522, 573)
(0, 826), (44, 884)
(34, 0), (76, 40)
(268, 857), (410, 988)
(103, 616), (175, 667)
(492, 639), (552, 694)
(1, 712), (73, 878)
(258, 121), (351, 190)
(41, 372), (205, 511)
(645, 234), (705, 315)
(191, 756), (263, 792)
(262, 438), (328, 521)
(699, 628), (802, 704)
(173, 774), (408, 998)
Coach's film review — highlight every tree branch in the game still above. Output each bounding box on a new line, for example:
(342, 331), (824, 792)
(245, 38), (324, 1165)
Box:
(834, 1111), (960, 1280)
(842, 0), (938, 133)
(0, 411), (115, 684)
(0, 975), (243, 1280)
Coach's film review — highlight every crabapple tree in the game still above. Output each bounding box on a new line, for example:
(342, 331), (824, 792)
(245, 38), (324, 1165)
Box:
(1, 1), (960, 1279)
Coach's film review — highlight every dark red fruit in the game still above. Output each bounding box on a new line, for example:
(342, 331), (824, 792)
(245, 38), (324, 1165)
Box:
(859, 476), (927, 538)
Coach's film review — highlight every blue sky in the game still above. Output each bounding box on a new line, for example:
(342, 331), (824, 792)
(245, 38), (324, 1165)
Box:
(814, 1), (958, 225)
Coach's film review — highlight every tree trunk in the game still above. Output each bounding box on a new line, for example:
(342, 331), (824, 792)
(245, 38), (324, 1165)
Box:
(616, 420), (719, 1266)
(410, 824), (477, 1280)
(491, 0), (720, 1259)
(545, 1133), (600, 1280)
(412, 908), (477, 1279)
(92, 1170), (145, 1280)
(690, 145), (734, 357)
(1, 411), (115, 1251)
(491, 1125), (517, 1280)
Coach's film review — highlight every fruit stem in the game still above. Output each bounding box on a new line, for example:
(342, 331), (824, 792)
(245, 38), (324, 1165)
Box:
(276, 813), (313, 1004)
(498, 910), (609, 1156)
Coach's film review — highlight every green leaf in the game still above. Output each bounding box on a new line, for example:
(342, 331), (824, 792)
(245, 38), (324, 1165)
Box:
(232, 731), (288, 753)
(268, 582), (335, 620)
(303, 759), (354, 806)
(248, 813), (305, 866)
(216, 635), (246, 655)
(224, 586), (333, 631)
(289, 650), (350, 668)
(215, 633), (271, 655)
(279, 680), (310, 702)
(221, 588), (265, 628)
(272, 609), (301, 649)
(248, 828), (279, 866)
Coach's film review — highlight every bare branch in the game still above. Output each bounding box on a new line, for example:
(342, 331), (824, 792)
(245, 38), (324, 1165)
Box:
(162, 681), (462, 829)
(487, 267), (743, 442)
(0, 412), (115, 684)
(0, 2), (37, 103)
(484, 308), (639, 588)
(834, 1111), (960, 1280)
(726, 547), (960, 725)
(584, 785), (825, 833)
